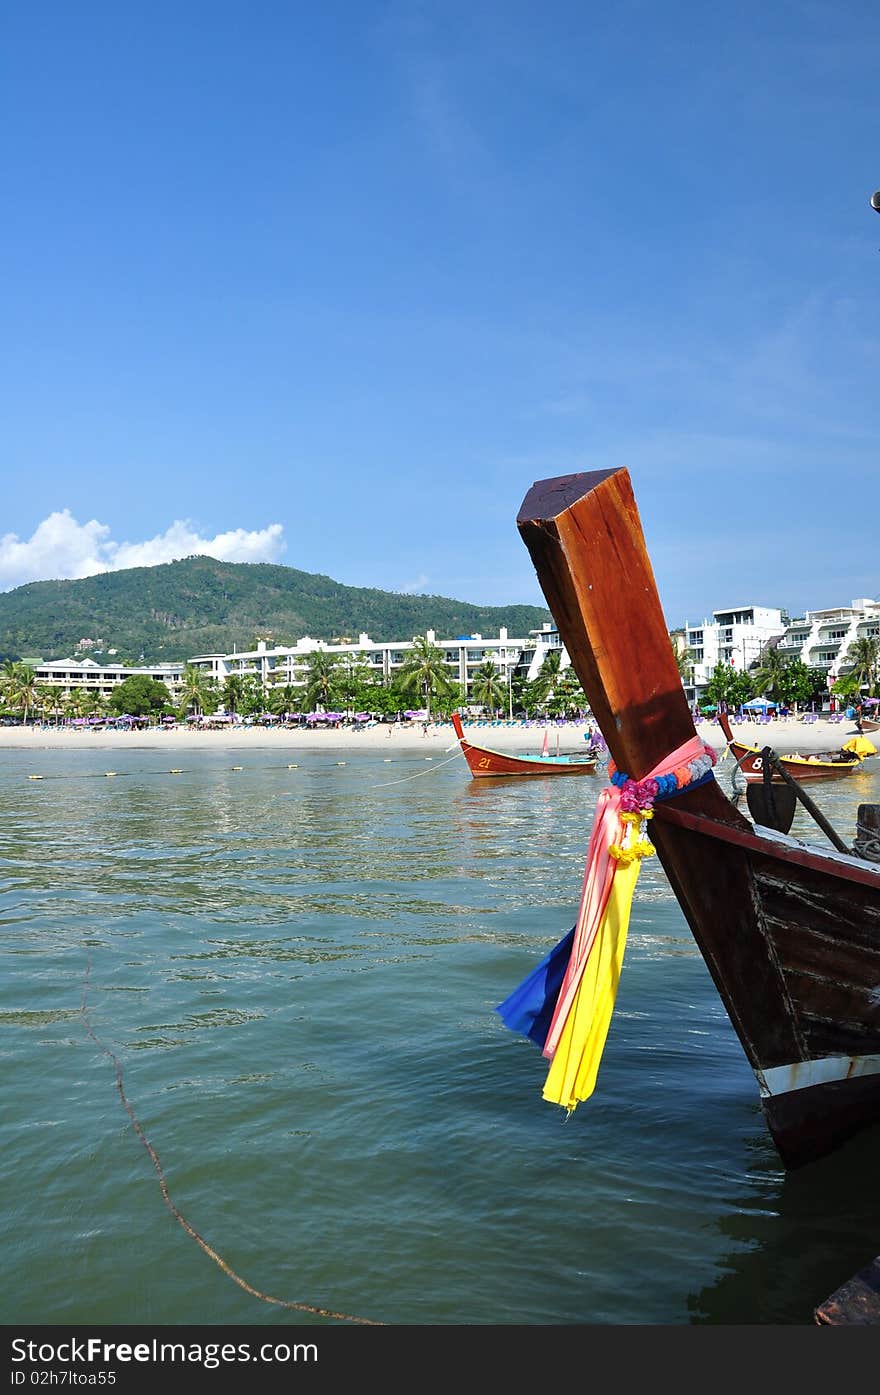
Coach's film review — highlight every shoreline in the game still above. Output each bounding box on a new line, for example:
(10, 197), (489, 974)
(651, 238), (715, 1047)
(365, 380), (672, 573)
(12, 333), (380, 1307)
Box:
(0, 715), (871, 756)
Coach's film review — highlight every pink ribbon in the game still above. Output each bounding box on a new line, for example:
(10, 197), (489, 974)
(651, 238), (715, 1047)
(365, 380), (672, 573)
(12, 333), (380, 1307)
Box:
(542, 735), (710, 1061)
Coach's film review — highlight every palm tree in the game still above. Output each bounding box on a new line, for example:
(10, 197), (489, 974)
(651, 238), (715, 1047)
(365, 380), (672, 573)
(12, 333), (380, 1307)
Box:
(673, 641), (695, 686)
(304, 650), (340, 712)
(36, 683), (64, 726)
(549, 665), (588, 717)
(221, 673), (245, 716)
(268, 682), (301, 718)
(178, 663), (211, 718)
(749, 644), (788, 704)
(395, 635), (454, 719)
(236, 674), (265, 717)
(62, 687), (90, 722)
(335, 653), (375, 713)
(844, 636), (880, 697)
(531, 648), (562, 712)
(1, 661), (38, 724)
(0, 661), (14, 717)
(469, 658), (507, 716)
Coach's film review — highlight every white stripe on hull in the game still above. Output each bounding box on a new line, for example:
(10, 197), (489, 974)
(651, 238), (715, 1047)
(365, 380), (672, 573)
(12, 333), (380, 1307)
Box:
(756, 1054), (880, 1098)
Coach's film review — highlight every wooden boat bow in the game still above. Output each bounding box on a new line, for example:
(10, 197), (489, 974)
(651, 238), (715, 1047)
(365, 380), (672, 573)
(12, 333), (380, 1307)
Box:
(515, 467), (880, 1170)
(517, 468), (746, 828)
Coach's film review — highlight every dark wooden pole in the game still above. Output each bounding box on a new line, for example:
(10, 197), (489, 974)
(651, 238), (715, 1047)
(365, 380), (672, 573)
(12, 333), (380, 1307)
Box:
(761, 747), (852, 855)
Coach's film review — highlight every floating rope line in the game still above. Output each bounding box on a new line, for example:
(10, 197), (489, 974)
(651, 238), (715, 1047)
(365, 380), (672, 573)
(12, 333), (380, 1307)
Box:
(25, 756), (468, 783)
(80, 957), (383, 1326)
(368, 751), (463, 788)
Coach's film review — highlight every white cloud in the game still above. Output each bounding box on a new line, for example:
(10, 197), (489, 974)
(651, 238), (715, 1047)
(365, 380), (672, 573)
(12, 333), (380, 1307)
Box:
(399, 572), (430, 595)
(0, 510), (287, 591)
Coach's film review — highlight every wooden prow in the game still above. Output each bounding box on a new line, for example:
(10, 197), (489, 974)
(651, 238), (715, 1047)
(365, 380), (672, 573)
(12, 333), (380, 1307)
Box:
(517, 469), (747, 828)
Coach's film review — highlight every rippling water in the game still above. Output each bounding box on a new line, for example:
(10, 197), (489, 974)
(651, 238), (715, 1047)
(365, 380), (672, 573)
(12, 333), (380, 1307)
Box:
(2, 742), (879, 1326)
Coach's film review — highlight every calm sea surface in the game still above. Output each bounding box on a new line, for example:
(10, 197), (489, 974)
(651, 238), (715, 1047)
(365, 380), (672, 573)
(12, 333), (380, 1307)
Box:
(2, 740), (880, 1327)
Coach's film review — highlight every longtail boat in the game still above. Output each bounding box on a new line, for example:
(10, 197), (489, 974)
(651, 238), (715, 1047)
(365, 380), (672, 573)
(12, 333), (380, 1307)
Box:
(450, 712), (598, 778)
(716, 710), (864, 782)
(508, 467), (880, 1170)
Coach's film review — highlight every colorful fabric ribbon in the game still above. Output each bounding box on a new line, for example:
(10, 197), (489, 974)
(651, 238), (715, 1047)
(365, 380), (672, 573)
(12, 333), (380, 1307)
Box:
(496, 735), (717, 1113)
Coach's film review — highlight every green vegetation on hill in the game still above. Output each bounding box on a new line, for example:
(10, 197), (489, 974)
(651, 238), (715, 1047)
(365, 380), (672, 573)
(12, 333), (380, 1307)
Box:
(0, 555), (552, 663)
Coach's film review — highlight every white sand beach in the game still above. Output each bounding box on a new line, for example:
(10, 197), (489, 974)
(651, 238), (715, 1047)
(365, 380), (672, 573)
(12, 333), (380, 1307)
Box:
(0, 714), (872, 757)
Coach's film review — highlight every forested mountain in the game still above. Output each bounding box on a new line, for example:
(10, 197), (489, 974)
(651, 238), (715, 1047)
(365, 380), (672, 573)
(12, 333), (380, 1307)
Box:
(0, 556), (551, 663)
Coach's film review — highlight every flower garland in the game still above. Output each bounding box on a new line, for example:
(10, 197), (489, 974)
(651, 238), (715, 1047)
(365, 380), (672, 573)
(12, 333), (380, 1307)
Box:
(606, 744), (718, 865)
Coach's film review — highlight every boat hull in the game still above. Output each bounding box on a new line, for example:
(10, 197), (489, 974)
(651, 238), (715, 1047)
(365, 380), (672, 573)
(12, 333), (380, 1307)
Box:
(451, 714), (597, 778)
(725, 738), (860, 782)
(515, 467), (880, 1168)
(654, 803), (880, 1167)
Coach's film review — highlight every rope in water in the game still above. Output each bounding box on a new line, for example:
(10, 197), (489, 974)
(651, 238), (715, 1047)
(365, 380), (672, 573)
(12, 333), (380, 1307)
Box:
(79, 957), (383, 1326)
(24, 754), (464, 783)
(367, 750), (463, 787)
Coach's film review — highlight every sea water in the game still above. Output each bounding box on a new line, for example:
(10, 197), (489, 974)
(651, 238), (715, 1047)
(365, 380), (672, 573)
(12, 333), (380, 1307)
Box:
(2, 742), (879, 1326)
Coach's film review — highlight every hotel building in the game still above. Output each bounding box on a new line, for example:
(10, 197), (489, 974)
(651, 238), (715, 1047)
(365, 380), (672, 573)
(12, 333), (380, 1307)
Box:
(684, 598), (880, 704)
(32, 657), (186, 701)
(188, 623), (567, 699)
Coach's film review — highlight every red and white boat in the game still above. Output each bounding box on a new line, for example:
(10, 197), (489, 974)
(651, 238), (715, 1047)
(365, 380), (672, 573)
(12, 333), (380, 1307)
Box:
(451, 712), (598, 778)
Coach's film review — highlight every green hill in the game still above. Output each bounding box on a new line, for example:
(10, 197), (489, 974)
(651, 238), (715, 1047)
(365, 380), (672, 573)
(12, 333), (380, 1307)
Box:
(0, 556), (551, 663)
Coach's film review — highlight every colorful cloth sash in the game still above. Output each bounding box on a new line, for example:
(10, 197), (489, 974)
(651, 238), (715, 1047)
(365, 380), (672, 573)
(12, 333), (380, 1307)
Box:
(496, 736), (717, 1113)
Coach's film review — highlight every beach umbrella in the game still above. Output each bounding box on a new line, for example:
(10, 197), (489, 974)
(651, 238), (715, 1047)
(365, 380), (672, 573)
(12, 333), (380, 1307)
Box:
(743, 698), (772, 709)
(700, 703), (717, 712)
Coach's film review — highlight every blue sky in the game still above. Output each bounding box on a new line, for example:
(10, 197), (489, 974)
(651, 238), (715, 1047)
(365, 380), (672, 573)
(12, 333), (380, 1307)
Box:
(2, 1), (878, 629)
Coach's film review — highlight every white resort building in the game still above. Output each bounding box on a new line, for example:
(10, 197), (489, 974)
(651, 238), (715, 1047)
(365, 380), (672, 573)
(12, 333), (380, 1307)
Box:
(32, 657), (186, 702)
(188, 622), (567, 702)
(23, 625), (570, 713)
(684, 598), (880, 704)
(774, 600), (880, 684)
(684, 605), (788, 701)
